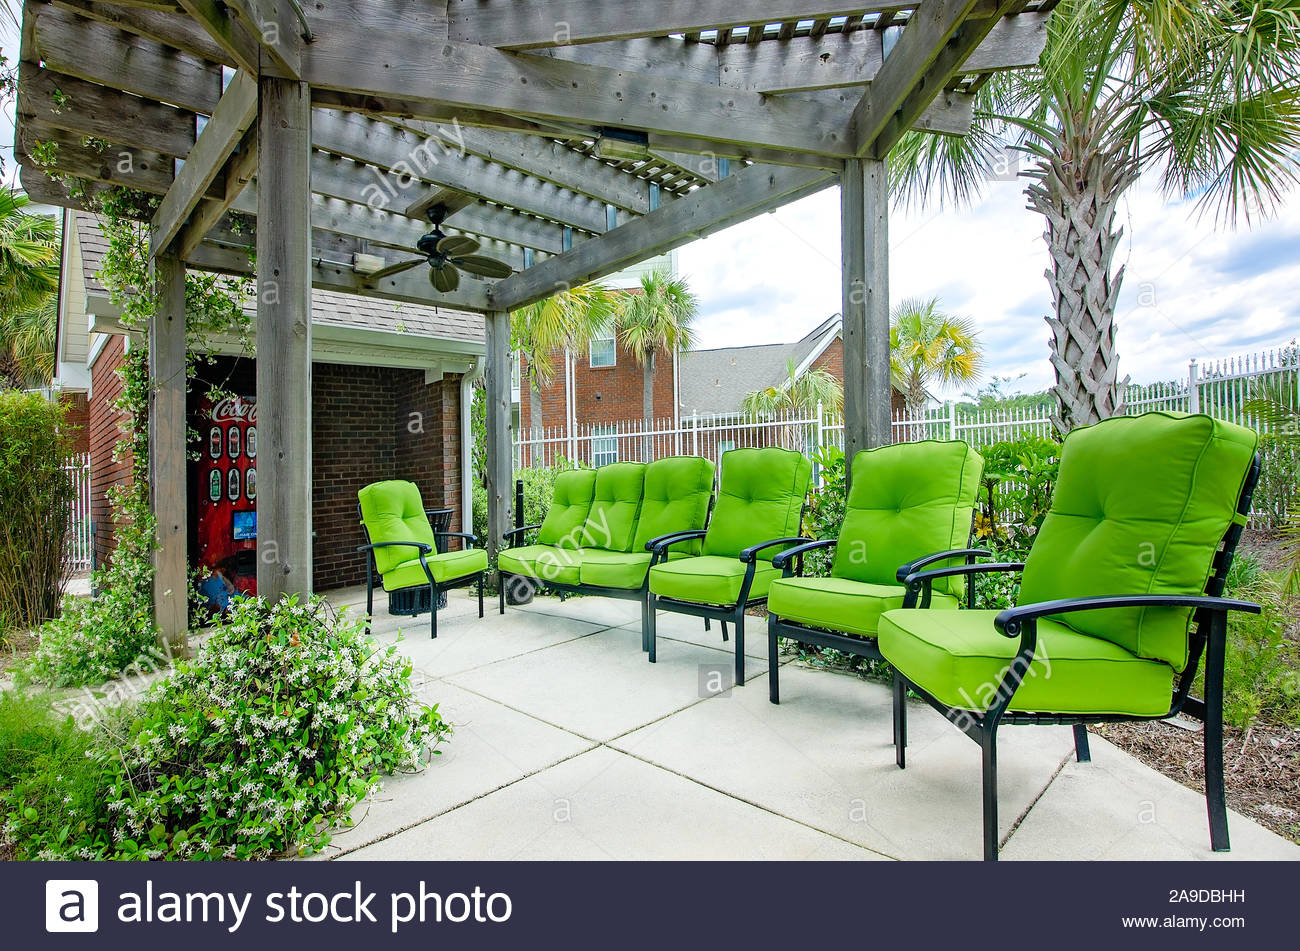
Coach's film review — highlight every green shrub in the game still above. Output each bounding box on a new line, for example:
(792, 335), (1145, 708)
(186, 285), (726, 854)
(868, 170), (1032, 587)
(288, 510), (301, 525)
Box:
(974, 435), (1061, 554)
(3, 595), (451, 860)
(0, 391), (76, 638)
(1212, 574), (1300, 730)
(802, 445), (847, 577)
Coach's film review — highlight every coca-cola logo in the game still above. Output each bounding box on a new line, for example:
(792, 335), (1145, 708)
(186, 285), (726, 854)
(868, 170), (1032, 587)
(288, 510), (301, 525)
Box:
(210, 396), (257, 425)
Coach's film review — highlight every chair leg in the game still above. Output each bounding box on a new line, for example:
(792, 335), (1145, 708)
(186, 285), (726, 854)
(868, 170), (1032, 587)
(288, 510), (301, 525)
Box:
(364, 575), (374, 636)
(429, 585), (438, 640)
(733, 609), (745, 687)
(704, 617), (711, 632)
(1072, 723), (1091, 763)
(498, 573), (506, 615)
(981, 726), (999, 862)
(720, 619), (729, 642)
(640, 595), (649, 652)
(1204, 615), (1231, 851)
(767, 615), (780, 704)
(478, 573), (484, 618)
(647, 595), (657, 663)
(893, 673), (908, 769)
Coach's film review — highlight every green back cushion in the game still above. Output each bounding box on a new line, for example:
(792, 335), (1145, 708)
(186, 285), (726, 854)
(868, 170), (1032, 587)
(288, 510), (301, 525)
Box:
(832, 441), (983, 595)
(581, 462), (647, 551)
(358, 480), (435, 576)
(632, 456), (716, 554)
(702, 448), (813, 560)
(537, 468), (597, 548)
(1020, 413), (1258, 669)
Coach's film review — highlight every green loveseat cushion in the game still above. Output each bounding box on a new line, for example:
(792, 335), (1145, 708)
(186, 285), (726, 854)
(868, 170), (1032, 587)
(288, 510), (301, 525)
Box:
(1018, 413), (1258, 670)
(702, 447), (812, 560)
(632, 456), (716, 555)
(537, 469), (598, 549)
(581, 462), (646, 551)
(832, 441), (983, 597)
(498, 544), (584, 585)
(382, 548), (488, 592)
(358, 480), (437, 576)
(579, 549), (689, 590)
(767, 575), (958, 638)
(649, 555), (783, 606)
(878, 608), (1174, 717)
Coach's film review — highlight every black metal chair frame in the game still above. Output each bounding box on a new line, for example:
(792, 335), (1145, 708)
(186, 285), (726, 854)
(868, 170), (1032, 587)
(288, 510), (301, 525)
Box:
(645, 504), (810, 687)
(765, 543), (988, 705)
(357, 505), (485, 640)
(890, 457), (1262, 861)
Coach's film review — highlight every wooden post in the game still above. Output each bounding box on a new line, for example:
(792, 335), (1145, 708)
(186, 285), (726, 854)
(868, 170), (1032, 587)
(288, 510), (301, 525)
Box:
(841, 156), (891, 472)
(484, 310), (513, 574)
(149, 252), (189, 650)
(255, 77), (314, 601)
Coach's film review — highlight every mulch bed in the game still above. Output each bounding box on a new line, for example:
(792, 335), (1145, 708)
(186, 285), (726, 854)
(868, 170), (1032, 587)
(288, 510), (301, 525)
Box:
(0, 630), (37, 679)
(1095, 719), (1300, 845)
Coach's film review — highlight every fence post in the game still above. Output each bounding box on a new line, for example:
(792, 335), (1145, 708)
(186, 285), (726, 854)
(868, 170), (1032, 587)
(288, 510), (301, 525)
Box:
(947, 401), (957, 441)
(691, 413), (699, 456)
(1188, 360), (1200, 413)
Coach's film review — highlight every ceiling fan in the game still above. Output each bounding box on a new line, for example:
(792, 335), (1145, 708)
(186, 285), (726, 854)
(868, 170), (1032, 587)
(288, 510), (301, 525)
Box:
(365, 205), (513, 292)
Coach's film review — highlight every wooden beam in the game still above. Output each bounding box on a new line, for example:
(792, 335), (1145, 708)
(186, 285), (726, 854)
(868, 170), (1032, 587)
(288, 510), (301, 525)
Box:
(447, 1), (904, 50)
(490, 163), (834, 312)
(175, 129), (258, 258)
(255, 76), (314, 600)
(483, 309), (513, 575)
(851, 1), (1013, 157)
(51, 0), (236, 68)
(841, 157), (891, 458)
(175, 0), (260, 73)
(151, 70), (257, 257)
(149, 252), (190, 649)
(15, 120), (190, 196)
(225, 0), (305, 78)
(300, 30), (854, 158)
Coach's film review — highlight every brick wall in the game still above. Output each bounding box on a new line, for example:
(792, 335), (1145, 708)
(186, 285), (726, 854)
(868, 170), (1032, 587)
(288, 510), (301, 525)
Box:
(88, 336), (132, 569)
(519, 339), (677, 435)
(810, 337), (906, 416)
(60, 391), (90, 455)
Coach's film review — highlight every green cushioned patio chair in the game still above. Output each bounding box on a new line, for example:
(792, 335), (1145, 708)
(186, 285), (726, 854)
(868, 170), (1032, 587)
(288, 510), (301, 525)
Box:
(647, 447), (813, 686)
(498, 467), (598, 607)
(499, 458), (716, 650)
(878, 413), (1262, 860)
(357, 480), (487, 639)
(766, 440), (984, 706)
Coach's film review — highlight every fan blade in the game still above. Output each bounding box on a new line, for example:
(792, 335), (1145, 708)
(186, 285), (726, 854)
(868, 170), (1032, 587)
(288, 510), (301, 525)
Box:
(430, 264), (460, 293)
(436, 234), (480, 258)
(453, 254), (513, 279)
(364, 257), (424, 281)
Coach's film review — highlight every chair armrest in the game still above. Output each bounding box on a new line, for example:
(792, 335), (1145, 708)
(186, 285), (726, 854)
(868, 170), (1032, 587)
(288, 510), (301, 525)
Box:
(504, 523), (543, 546)
(895, 548), (990, 583)
(356, 540), (434, 555)
(902, 561), (1025, 610)
(994, 594), (1262, 638)
(436, 531), (481, 550)
(739, 537), (811, 564)
(771, 538), (837, 570)
(645, 530), (706, 554)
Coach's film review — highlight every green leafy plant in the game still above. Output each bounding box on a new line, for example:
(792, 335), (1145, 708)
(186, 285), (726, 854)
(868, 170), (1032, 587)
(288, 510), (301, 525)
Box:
(1213, 571), (1300, 731)
(974, 436), (1061, 554)
(801, 445), (847, 578)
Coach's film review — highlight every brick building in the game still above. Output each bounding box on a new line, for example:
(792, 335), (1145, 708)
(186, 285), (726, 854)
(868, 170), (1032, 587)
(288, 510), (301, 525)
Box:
(53, 212), (483, 592)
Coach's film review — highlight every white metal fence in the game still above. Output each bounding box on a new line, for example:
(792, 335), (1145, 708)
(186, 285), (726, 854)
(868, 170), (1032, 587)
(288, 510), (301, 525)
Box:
(514, 343), (1300, 523)
(65, 453), (92, 573)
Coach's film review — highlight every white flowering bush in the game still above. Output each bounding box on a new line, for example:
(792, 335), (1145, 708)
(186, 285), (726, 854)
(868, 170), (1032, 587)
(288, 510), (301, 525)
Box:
(3, 595), (450, 860)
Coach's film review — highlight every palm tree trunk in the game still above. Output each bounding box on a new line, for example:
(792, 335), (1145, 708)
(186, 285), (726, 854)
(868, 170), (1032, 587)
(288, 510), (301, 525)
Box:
(529, 379), (544, 467)
(1026, 135), (1137, 435)
(641, 353), (655, 462)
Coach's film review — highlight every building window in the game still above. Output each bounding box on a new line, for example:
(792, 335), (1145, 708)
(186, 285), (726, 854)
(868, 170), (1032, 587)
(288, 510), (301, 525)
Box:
(592, 425), (618, 467)
(589, 328), (616, 368)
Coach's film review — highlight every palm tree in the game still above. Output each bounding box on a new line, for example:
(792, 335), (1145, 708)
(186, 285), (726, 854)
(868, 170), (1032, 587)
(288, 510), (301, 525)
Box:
(891, 0), (1300, 434)
(510, 283), (616, 460)
(742, 358), (844, 417)
(889, 296), (983, 414)
(617, 269), (697, 459)
(0, 191), (61, 389)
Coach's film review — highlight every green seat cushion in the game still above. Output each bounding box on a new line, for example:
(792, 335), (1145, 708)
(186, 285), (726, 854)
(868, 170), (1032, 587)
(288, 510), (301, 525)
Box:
(498, 544), (583, 585)
(358, 480), (436, 576)
(768, 575), (958, 638)
(632, 456), (716, 555)
(581, 462), (646, 551)
(1019, 413), (1258, 670)
(649, 555), (783, 606)
(382, 548), (488, 592)
(878, 609), (1174, 717)
(536, 469), (597, 549)
(702, 448), (812, 560)
(832, 441), (983, 598)
(579, 549), (688, 590)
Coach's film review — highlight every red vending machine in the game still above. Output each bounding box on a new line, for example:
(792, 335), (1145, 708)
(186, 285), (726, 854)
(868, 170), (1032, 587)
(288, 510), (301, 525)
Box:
(195, 394), (258, 604)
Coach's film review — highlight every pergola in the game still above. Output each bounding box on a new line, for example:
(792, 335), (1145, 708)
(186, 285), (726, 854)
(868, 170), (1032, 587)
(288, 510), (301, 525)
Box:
(15, 0), (1053, 644)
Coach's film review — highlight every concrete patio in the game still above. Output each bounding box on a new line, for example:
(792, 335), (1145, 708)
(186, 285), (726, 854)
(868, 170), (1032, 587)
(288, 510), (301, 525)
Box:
(315, 586), (1300, 862)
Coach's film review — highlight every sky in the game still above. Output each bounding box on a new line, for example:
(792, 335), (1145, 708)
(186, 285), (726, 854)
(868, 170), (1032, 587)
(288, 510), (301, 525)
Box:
(5, 23), (1297, 398)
